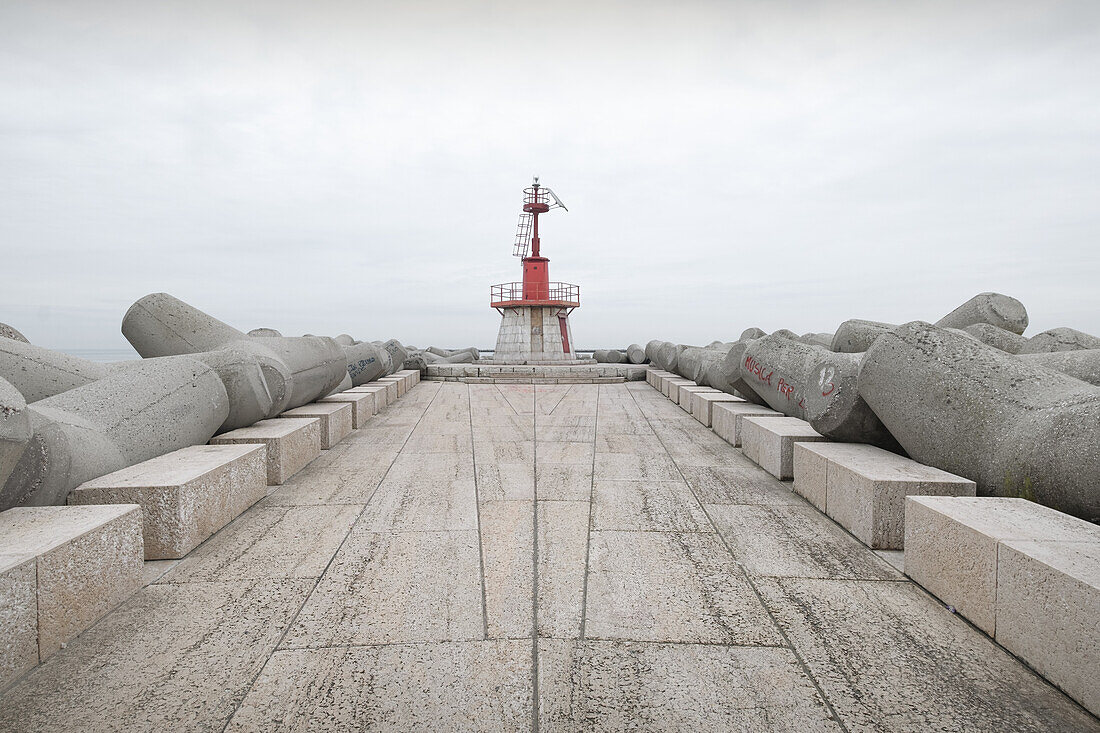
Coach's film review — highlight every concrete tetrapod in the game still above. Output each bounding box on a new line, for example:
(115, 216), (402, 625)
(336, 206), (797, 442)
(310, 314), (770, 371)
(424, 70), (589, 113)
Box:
(740, 327), (767, 341)
(247, 328), (282, 338)
(797, 332), (834, 348)
(0, 323), (29, 343)
(802, 351), (901, 450)
(710, 340), (767, 406)
(0, 376), (32, 487)
(831, 319), (895, 353)
(1019, 327), (1100, 354)
(0, 335), (278, 432)
(343, 342), (388, 385)
(626, 344), (647, 364)
(935, 292), (1029, 335)
(334, 334), (356, 346)
(605, 350), (624, 364)
(858, 322), (1100, 521)
(674, 346), (706, 381)
(644, 340), (662, 364)
(0, 338), (109, 402)
(696, 345), (733, 388)
(1, 357), (229, 511)
(1018, 350), (1100, 387)
(964, 323), (1027, 354)
(122, 293), (346, 410)
(592, 350), (609, 363)
(381, 340), (408, 376)
(657, 342), (685, 373)
(739, 335), (827, 420)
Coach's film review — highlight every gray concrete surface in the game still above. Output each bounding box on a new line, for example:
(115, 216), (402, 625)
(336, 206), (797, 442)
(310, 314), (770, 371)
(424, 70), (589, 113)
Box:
(0, 376), (31, 488)
(1020, 327), (1100, 353)
(2, 358), (229, 511)
(935, 292), (1029, 334)
(803, 350), (900, 449)
(859, 322), (1100, 521)
(0, 381), (1094, 731)
(0, 324), (29, 343)
(1019, 349), (1100, 386)
(0, 338), (108, 403)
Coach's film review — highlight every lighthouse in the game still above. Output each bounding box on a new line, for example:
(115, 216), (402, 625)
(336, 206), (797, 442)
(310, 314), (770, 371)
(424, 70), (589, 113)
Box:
(490, 177), (580, 363)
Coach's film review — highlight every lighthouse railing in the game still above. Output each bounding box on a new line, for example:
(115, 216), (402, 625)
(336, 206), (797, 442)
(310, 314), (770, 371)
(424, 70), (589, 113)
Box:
(490, 281), (580, 306)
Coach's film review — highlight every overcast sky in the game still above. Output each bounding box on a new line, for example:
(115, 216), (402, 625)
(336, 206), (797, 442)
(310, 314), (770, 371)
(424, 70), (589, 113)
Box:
(2, 0), (1098, 353)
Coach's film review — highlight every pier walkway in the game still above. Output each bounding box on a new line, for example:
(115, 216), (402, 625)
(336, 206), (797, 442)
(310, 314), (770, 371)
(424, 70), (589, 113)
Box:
(1, 381), (1095, 731)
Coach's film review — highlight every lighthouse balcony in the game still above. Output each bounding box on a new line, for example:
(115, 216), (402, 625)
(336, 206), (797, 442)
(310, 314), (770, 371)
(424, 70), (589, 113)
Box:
(490, 281), (580, 310)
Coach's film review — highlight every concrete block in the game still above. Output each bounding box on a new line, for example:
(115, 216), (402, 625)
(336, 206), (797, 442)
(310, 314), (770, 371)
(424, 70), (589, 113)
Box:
(740, 416), (828, 480)
(796, 443), (976, 549)
(904, 496), (1100, 636)
(378, 375), (406, 397)
(279, 402), (353, 449)
(792, 442), (831, 511)
(210, 418), (321, 485)
(395, 369), (420, 386)
(710, 402), (781, 447)
(690, 392), (745, 427)
(318, 392), (375, 427)
(69, 444), (267, 560)
(996, 540), (1100, 717)
(677, 385), (717, 410)
(666, 379), (695, 403)
(347, 383), (390, 409)
(0, 553), (37, 690)
(0, 504), (143, 661)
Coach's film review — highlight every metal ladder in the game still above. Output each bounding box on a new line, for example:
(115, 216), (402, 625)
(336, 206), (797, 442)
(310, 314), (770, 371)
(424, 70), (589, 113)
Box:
(512, 211), (532, 257)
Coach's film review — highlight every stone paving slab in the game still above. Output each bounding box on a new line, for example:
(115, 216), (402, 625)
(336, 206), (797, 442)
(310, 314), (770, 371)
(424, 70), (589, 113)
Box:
(227, 641), (533, 732)
(591, 479), (713, 532)
(756, 577), (1099, 731)
(583, 529), (784, 645)
(708, 504), (904, 581)
(4, 380), (1094, 730)
(283, 528), (484, 648)
(538, 639), (840, 732)
(157, 504), (360, 583)
(0, 579), (312, 732)
(536, 500), (589, 639)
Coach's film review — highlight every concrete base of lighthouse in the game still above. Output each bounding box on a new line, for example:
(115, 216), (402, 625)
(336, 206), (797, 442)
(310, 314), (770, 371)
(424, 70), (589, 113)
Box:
(494, 306), (577, 363)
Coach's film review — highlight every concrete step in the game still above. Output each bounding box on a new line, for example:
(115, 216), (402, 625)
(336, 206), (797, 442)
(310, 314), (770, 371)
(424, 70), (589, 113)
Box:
(377, 375), (408, 397)
(345, 383), (392, 411)
(664, 379), (696, 403)
(319, 391), (377, 427)
(69, 444), (268, 560)
(690, 391), (745, 427)
(904, 496), (1100, 717)
(645, 369), (676, 389)
(677, 385), (719, 411)
(792, 442), (975, 549)
(740, 416), (828, 480)
(210, 418), (321, 485)
(280, 402), (354, 449)
(0, 504), (143, 684)
(710, 402), (782, 447)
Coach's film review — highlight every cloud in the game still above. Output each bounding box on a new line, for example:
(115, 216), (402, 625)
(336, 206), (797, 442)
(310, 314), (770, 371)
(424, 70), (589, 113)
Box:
(1, 0), (1098, 350)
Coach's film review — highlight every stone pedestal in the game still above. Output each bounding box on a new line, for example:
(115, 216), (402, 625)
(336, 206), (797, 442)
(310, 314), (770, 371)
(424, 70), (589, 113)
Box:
(741, 416), (828, 480)
(69, 444), (268, 559)
(493, 306), (576, 363)
(319, 392), (376, 428)
(0, 505), (143, 663)
(280, 402), (354, 449)
(711, 402), (782, 447)
(210, 418), (321, 485)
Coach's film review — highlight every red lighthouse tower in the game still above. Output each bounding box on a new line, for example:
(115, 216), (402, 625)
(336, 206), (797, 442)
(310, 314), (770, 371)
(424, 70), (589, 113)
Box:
(490, 177), (580, 362)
